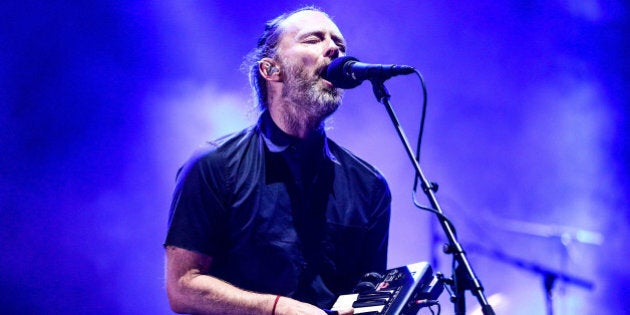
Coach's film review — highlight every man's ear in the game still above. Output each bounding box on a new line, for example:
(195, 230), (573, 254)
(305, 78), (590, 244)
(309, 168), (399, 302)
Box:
(258, 58), (281, 81)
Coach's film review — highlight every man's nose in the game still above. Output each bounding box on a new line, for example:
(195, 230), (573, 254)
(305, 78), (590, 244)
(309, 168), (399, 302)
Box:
(324, 41), (341, 59)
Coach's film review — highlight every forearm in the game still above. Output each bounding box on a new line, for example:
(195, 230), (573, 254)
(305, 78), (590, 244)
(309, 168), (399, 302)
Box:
(168, 273), (331, 315)
(165, 246), (327, 315)
(167, 271), (276, 315)
(166, 245), (274, 314)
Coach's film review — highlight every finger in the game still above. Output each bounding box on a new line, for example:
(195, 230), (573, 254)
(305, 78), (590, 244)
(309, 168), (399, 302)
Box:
(337, 308), (354, 315)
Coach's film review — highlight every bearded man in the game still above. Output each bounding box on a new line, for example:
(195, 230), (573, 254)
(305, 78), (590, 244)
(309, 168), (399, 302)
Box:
(164, 7), (391, 315)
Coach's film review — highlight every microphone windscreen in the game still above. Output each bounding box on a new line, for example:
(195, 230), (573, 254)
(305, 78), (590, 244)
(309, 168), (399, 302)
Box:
(325, 56), (363, 89)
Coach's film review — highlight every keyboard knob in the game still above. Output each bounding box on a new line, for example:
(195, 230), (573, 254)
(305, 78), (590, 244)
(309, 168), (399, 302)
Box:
(361, 272), (383, 284)
(353, 281), (377, 294)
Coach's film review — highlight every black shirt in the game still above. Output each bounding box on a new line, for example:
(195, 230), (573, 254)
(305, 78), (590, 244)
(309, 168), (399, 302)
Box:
(165, 110), (391, 308)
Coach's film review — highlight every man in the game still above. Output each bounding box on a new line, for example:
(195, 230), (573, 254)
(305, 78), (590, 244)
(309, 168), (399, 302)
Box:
(164, 7), (391, 314)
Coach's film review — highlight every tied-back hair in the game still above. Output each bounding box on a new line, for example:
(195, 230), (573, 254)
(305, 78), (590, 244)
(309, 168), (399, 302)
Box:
(243, 5), (328, 111)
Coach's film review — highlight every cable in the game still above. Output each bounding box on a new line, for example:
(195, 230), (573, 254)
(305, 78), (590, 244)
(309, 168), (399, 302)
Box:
(419, 300), (442, 315)
(411, 69), (429, 207)
(412, 196), (458, 238)
(408, 69), (460, 237)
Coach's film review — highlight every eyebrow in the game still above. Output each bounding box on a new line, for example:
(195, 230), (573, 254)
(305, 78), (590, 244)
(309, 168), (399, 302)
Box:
(298, 30), (346, 46)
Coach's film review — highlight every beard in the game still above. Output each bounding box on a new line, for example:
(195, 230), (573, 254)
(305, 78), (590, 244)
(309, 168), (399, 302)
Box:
(278, 57), (344, 126)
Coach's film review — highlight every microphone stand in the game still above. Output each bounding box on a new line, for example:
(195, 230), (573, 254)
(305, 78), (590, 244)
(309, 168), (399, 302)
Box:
(369, 78), (495, 315)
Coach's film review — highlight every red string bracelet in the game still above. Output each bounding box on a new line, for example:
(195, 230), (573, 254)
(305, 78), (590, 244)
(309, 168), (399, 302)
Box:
(271, 295), (281, 315)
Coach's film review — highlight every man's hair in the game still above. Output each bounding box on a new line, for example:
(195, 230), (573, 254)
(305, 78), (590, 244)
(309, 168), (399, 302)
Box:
(243, 6), (329, 111)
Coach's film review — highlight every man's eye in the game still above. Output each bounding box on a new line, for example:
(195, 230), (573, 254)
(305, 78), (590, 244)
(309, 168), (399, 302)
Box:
(304, 37), (320, 44)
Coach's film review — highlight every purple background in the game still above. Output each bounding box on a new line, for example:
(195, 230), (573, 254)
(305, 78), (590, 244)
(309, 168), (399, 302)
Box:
(1, 1), (628, 314)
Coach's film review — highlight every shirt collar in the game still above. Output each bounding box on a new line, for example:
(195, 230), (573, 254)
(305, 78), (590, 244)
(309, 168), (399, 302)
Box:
(258, 110), (339, 164)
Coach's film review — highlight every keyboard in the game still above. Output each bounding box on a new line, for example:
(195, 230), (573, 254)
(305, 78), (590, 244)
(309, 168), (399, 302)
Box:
(330, 262), (443, 315)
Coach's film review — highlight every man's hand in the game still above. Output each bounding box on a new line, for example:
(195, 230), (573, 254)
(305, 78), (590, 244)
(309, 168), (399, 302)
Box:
(274, 296), (354, 315)
(333, 308), (355, 315)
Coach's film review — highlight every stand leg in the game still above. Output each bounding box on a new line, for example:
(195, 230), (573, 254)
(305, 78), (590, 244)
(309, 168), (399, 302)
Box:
(544, 274), (556, 315)
(455, 284), (466, 315)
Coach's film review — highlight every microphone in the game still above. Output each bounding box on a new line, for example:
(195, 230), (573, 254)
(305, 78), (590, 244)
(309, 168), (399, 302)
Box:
(325, 56), (415, 89)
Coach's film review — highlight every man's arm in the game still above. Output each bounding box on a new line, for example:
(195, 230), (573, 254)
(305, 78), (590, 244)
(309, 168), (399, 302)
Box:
(165, 245), (332, 315)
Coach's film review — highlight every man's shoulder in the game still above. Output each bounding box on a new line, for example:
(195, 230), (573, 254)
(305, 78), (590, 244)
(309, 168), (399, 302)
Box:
(209, 125), (259, 150)
(178, 126), (260, 174)
(192, 126), (259, 159)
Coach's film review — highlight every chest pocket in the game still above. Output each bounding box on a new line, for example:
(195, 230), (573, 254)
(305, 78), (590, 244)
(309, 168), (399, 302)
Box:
(322, 222), (368, 275)
(225, 181), (304, 296)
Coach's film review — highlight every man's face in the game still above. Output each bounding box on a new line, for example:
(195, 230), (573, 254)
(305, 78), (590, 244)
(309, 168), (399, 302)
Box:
(275, 10), (346, 120)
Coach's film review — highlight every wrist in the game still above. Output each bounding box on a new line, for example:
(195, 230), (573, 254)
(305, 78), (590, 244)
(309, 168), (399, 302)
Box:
(271, 295), (281, 315)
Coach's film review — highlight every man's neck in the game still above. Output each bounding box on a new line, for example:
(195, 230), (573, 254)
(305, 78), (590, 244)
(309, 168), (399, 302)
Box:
(268, 103), (324, 139)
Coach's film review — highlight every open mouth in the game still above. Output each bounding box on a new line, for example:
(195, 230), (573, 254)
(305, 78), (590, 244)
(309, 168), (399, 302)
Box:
(319, 64), (334, 88)
(318, 64), (328, 78)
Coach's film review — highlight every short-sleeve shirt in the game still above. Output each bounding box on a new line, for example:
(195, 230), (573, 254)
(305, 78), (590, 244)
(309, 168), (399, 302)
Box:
(165, 110), (391, 308)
